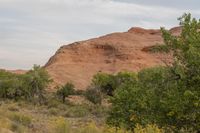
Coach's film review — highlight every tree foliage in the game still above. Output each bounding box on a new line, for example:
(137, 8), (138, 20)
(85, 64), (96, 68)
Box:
(0, 65), (51, 104)
(92, 73), (115, 96)
(56, 82), (75, 103)
(107, 13), (200, 132)
(84, 86), (102, 104)
(92, 72), (137, 96)
(24, 65), (52, 104)
(0, 70), (24, 100)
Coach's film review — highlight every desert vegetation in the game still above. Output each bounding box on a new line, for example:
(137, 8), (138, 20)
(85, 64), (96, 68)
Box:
(0, 13), (199, 133)
(106, 13), (200, 132)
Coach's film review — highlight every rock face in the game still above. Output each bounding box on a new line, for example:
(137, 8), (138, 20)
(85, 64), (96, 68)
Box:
(45, 27), (181, 90)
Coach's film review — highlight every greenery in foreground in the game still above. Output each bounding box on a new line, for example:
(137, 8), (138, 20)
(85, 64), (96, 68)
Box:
(87, 13), (200, 132)
(0, 100), (164, 133)
(0, 65), (51, 104)
(0, 13), (199, 133)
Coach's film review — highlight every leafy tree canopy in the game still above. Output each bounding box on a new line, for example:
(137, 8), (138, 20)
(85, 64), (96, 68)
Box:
(107, 13), (200, 132)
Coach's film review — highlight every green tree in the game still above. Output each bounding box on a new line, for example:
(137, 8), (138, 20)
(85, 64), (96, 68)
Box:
(0, 65), (51, 103)
(107, 14), (200, 132)
(159, 13), (200, 131)
(92, 73), (115, 96)
(0, 70), (24, 100)
(92, 72), (137, 96)
(115, 71), (137, 87)
(56, 82), (75, 103)
(24, 65), (51, 104)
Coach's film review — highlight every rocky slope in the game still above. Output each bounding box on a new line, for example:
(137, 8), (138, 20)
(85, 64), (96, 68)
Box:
(45, 27), (181, 90)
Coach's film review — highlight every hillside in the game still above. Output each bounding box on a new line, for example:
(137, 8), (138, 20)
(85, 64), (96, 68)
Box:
(45, 27), (181, 90)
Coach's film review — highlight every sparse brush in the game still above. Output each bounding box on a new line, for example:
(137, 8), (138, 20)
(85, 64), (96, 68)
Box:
(9, 112), (32, 127)
(148, 44), (170, 53)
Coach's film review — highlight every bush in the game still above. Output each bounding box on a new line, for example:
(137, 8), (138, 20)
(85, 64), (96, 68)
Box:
(0, 70), (24, 100)
(134, 124), (164, 133)
(47, 99), (61, 109)
(49, 108), (59, 116)
(53, 117), (70, 133)
(7, 104), (19, 112)
(92, 73), (115, 96)
(90, 105), (108, 117)
(10, 122), (27, 133)
(0, 65), (51, 104)
(91, 72), (137, 96)
(23, 65), (52, 104)
(64, 105), (89, 117)
(56, 82), (75, 103)
(79, 122), (102, 133)
(148, 44), (170, 53)
(84, 87), (102, 104)
(0, 117), (12, 130)
(74, 90), (84, 95)
(106, 81), (141, 130)
(10, 113), (32, 126)
(107, 14), (200, 132)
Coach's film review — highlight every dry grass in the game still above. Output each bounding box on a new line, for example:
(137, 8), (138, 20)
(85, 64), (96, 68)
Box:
(0, 100), (164, 133)
(0, 100), (107, 133)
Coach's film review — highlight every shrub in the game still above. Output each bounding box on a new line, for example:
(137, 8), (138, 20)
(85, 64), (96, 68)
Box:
(8, 104), (19, 112)
(0, 117), (12, 130)
(92, 73), (115, 96)
(49, 108), (59, 116)
(148, 44), (170, 53)
(79, 122), (102, 133)
(84, 87), (102, 104)
(90, 104), (108, 117)
(107, 14), (200, 132)
(0, 65), (52, 104)
(134, 124), (164, 133)
(64, 105), (89, 117)
(53, 117), (70, 133)
(106, 82), (142, 130)
(103, 126), (130, 133)
(10, 113), (32, 126)
(10, 122), (26, 133)
(91, 72), (137, 96)
(56, 82), (75, 103)
(23, 65), (52, 104)
(74, 90), (84, 95)
(0, 70), (24, 100)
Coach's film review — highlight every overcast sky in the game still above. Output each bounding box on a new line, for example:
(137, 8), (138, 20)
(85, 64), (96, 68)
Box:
(1, 0), (200, 70)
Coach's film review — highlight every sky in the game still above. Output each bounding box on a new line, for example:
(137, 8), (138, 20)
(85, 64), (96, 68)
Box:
(0, 0), (200, 70)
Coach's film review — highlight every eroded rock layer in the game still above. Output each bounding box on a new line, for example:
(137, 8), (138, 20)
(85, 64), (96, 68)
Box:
(45, 27), (181, 90)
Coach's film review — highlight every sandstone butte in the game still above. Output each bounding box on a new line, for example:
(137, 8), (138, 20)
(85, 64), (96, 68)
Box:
(44, 27), (181, 90)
